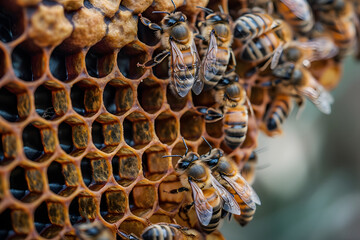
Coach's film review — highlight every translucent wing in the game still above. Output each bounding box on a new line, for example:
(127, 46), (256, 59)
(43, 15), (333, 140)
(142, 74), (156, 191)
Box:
(222, 174), (260, 209)
(191, 40), (204, 95)
(297, 72), (334, 114)
(189, 180), (213, 226)
(170, 39), (195, 97)
(296, 38), (339, 62)
(270, 44), (284, 70)
(280, 0), (311, 20)
(210, 175), (241, 215)
(201, 30), (219, 82)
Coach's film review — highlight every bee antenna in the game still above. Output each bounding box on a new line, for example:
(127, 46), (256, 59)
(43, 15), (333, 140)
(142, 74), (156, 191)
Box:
(196, 6), (214, 14)
(152, 11), (171, 15)
(182, 137), (189, 155)
(218, 5), (224, 13)
(163, 155), (183, 158)
(202, 137), (212, 151)
(170, 0), (177, 12)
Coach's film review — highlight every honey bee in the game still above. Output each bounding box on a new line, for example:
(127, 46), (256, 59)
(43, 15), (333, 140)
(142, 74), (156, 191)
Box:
(137, 0), (203, 97)
(275, 0), (315, 34)
(164, 139), (240, 233)
(239, 20), (293, 70)
(118, 223), (200, 240)
(262, 93), (293, 136)
(234, 11), (280, 42)
(75, 219), (114, 240)
(200, 139), (261, 226)
(272, 62), (334, 114)
(314, 0), (357, 58)
(241, 151), (258, 185)
(196, 7), (236, 90)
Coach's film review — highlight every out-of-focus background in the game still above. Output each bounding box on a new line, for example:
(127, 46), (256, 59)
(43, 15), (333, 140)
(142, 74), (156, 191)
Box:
(222, 57), (360, 240)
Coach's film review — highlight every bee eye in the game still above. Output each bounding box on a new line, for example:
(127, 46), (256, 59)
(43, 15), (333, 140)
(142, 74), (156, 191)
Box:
(180, 15), (185, 22)
(208, 159), (218, 167)
(178, 161), (190, 169)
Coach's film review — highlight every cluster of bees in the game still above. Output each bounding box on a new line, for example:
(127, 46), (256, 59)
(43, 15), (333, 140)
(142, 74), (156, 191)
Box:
(74, 0), (359, 239)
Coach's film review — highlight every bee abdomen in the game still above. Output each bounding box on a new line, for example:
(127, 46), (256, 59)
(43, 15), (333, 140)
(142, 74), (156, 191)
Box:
(265, 95), (292, 133)
(234, 13), (274, 41)
(241, 33), (279, 62)
(223, 108), (248, 149)
(203, 48), (230, 89)
(201, 204), (222, 234)
(141, 224), (174, 240)
(236, 202), (255, 226)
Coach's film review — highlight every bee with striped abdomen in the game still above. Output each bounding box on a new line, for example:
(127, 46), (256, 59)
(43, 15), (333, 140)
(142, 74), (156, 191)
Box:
(234, 10), (280, 42)
(275, 0), (315, 35)
(118, 223), (200, 240)
(75, 219), (114, 240)
(137, 0), (203, 97)
(239, 19), (293, 70)
(196, 6), (236, 90)
(272, 62), (334, 114)
(164, 138), (239, 234)
(200, 139), (261, 226)
(262, 93), (293, 136)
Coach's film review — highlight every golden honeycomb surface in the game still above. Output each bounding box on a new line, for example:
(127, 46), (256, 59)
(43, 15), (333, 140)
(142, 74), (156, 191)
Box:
(0, 0), (345, 239)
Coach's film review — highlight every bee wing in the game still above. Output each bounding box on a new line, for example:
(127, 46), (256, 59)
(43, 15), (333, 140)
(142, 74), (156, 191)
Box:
(210, 175), (241, 215)
(237, 173), (261, 206)
(201, 30), (219, 82)
(189, 180), (213, 226)
(280, 0), (311, 20)
(191, 40), (204, 95)
(222, 175), (258, 209)
(170, 39), (196, 97)
(297, 73), (334, 114)
(296, 38), (339, 62)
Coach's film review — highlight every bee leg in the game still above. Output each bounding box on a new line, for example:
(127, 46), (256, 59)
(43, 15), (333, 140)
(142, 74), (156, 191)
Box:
(137, 51), (170, 68)
(138, 14), (163, 32)
(168, 187), (189, 194)
(225, 49), (236, 75)
(117, 230), (140, 240)
(183, 202), (195, 213)
(195, 34), (206, 41)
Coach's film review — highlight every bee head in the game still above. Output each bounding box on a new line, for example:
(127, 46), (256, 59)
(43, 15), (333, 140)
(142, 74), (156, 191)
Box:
(284, 47), (302, 62)
(163, 12), (187, 27)
(202, 148), (224, 169)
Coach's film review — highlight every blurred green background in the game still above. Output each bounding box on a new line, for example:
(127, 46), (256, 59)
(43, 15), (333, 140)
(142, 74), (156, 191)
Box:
(221, 58), (360, 240)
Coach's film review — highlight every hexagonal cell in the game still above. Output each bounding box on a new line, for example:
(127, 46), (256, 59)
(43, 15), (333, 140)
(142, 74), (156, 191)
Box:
(10, 166), (44, 203)
(123, 112), (152, 149)
(118, 218), (146, 238)
(180, 111), (204, 141)
(0, 47), (6, 79)
(70, 79), (101, 117)
(81, 154), (110, 191)
(166, 84), (187, 111)
(155, 111), (177, 145)
(137, 17), (159, 46)
(152, 48), (170, 80)
(34, 201), (64, 239)
(158, 175), (185, 212)
(49, 46), (82, 81)
(0, 83), (30, 122)
(138, 78), (164, 114)
(92, 114), (121, 153)
(0, 128), (17, 166)
(149, 213), (173, 224)
(47, 160), (79, 197)
(100, 187), (127, 223)
(142, 144), (169, 181)
(11, 40), (45, 81)
(112, 147), (141, 186)
(85, 46), (115, 78)
(129, 183), (156, 217)
(197, 138), (216, 155)
(58, 116), (89, 156)
(35, 81), (68, 120)
(206, 120), (223, 139)
(0, 3), (24, 43)
(117, 44), (147, 79)
(22, 121), (56, 162)
(69, 192), (98, 225)
(103, 79), (134, 115)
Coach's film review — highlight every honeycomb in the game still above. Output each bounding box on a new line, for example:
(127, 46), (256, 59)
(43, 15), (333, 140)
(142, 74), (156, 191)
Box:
(0, 0), (347, 239)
